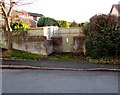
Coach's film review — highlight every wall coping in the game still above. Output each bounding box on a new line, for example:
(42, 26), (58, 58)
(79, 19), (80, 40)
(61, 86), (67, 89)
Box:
(28, 27), (43, 30)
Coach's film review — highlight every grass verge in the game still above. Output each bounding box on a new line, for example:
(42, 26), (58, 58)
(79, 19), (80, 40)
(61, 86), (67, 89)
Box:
(1, 50), (47, 61)
(48, 53), (80, 61)
(86, 57), (120, 64)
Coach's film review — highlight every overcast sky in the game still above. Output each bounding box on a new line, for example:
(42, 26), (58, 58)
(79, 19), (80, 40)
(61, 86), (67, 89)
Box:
(14, 0), (120, 22)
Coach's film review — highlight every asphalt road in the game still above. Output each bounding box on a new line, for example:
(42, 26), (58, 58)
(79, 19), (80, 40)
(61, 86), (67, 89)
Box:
(2, 69), (119, 93)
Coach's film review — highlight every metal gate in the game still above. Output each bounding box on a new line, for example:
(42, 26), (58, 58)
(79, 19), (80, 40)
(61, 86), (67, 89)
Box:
(62, 36), (73, 52)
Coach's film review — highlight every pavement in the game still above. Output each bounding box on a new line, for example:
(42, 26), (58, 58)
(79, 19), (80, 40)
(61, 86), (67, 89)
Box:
(0, 59), (120, 72)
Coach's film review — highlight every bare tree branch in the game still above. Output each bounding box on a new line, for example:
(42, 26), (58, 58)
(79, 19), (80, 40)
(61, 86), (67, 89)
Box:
(1, 7), (7, 17)
(0, 0), (7, 17)
(7, 0), (13, 16)
(15, 0), (38, 6)
(0, 0), (37, 52)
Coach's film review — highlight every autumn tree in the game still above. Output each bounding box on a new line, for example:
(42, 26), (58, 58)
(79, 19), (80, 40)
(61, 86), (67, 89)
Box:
(58, 20), (69, 28)
(0, 0), (35, 52)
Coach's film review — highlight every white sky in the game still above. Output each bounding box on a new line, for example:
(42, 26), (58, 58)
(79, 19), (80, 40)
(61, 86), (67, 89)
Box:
(14, 0), (120, 23)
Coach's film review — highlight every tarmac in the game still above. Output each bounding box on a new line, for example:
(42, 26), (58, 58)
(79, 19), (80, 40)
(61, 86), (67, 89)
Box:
(0, 59), (120, 72)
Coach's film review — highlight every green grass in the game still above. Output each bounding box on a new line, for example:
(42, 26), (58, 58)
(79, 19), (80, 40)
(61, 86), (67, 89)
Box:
(48, 54), (80, 61)
(2, 50), (47, 61)
(2, 50), (119, 64)
(86, 57), (120, 64)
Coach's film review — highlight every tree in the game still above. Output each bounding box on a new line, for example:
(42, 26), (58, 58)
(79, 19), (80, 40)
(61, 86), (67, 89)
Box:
(58, 20), (69, 28)
(0, 0), (35, 52)
(37, 17), (59, 27)
(69, 20), (78, 27)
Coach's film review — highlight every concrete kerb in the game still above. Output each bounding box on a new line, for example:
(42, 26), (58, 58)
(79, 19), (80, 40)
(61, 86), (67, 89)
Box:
(0, 65), (120, 72)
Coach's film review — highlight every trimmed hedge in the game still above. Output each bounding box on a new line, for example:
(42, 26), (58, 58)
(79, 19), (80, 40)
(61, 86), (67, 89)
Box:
(37, 17), (59, 27)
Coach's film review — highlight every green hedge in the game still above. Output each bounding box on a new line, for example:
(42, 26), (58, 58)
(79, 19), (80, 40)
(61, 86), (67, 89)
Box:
(37, 17), (59, 27)
(84, 14), (120, 58)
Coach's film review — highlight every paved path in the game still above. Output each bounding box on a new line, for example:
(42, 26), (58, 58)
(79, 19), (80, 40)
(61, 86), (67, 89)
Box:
(1, 59), (119, 70)
(2, 69), (119, 93)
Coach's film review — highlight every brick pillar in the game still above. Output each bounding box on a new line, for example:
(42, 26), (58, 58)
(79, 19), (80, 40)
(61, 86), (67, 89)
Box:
(73, 36), (86, 53)
(51, 37), (63, 52)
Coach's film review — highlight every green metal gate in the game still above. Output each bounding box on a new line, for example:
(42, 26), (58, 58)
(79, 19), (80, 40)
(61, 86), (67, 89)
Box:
(62, 36), (73, 52)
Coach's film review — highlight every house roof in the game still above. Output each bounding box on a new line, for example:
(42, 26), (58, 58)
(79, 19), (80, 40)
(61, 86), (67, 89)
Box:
(28, 12), (44, 17)
(110, 4), (120, 14)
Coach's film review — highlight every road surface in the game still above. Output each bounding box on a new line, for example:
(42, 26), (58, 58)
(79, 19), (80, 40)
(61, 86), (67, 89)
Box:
(1, 69), (119, 93)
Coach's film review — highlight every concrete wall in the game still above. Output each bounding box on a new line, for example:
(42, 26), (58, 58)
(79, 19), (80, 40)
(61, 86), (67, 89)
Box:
(52, 27), (86, 53)
(0, 27), (86, 55)
(56, 27), (85, 37)
(51, 36), (86, 53)
(27, 27), (44, 36)
(0, 30), (53, 55)
(27, 26), (59, 40)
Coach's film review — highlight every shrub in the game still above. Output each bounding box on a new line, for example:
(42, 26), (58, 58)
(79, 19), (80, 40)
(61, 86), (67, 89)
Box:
(11, 22), (29, 31)
(82, 23), (90, 35)
(69, 20), (78, 27)
(78, 23), (85, 27)
(37, 17), (59, 27)
(58, 20), (69, 28)
(84, 14), (120, 58)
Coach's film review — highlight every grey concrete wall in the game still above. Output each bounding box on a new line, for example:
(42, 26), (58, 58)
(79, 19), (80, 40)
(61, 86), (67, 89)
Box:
(51, 36), (86, 53)
(56, 27), (85, 37)
(0, 30), (53, 55)
(0, 27), (86, 55)
(27, 27), (44, 36)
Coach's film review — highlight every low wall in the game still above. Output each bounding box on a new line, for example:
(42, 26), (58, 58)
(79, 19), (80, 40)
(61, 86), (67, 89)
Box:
(13, 36), (48, 55)
(0, 27), (86, 55)
(0, 30), (53, 55)
(56, 27), (85, 37)
(51, 36), (86, 53)
(27, 27), (44, 36)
